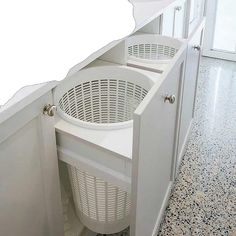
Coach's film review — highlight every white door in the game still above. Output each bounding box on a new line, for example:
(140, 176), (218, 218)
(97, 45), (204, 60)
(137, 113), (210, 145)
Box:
(162, 5), (175, 37)
(203, 0), (236, 61)
(186, 0), (205, 37)
(162, 0), (186, 38)
(173, 0), (186, 38)
(0, 82), (63, 236)
(131, 48), (187, 236)
(177, 21), (204, 170)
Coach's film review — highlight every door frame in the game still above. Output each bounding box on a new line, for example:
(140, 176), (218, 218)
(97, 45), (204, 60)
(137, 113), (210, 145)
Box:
(202, 0), (236, 61)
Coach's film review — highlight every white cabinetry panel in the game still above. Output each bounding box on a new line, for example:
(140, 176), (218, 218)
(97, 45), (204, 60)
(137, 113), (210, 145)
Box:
(177, 21), (204, 170)
(187, 0), (205, 36)
(0, 83), (63, 236)
(162, 0), (186, 38)
(131, 49), (186, 236)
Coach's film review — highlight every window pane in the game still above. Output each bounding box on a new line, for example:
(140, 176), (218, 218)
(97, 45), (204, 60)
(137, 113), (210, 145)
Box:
(213, 0), (236, 53)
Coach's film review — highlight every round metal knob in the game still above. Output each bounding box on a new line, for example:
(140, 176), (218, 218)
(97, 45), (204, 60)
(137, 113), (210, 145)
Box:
(175, 6), (182, 11)
(193, 45), (201, 51)
(43, 104), (57, 117)
(164, 95), (176, 104)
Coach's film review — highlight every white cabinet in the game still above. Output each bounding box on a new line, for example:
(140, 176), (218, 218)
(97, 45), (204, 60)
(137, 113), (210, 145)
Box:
(161, 0), (205, 39)
(162, 0), (186, 38)
(186, 0), (205, 36)
(177, 21), (204, 170)
(131, 49), (186, 236)
(53, 43), (187, 236)
(0, 1), (205, 236)
(0, 83), (64, 236)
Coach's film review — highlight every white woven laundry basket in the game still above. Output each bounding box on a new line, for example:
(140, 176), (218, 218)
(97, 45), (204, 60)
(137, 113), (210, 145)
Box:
(54, 66), (152, 130)
(68, 166), (131, 234)
(126, 34), (182, 64)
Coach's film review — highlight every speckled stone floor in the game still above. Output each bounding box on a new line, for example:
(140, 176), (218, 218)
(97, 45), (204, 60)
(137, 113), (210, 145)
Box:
(158, 57), (236, 236)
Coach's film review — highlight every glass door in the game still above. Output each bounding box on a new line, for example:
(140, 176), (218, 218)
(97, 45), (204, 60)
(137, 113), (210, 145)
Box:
(203, 0), (236, 61)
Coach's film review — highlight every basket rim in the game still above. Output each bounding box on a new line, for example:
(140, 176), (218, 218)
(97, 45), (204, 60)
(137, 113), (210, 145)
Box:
(54, 66), (153, 130)
(128, 55), (172, 64)
(57, 109), (134, 130)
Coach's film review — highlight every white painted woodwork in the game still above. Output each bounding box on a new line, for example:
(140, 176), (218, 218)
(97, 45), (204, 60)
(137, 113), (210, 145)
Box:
(132, 0), (179, 26)
(131, 46), (187, 236)
(99, 41), (127, 65)
(202, 0), (236, 62)
(0, 1), (207, 235)
(138, 17), (161, 34)
(0, 83), (46, 111)
(0, 82), (63, 236)
(186, 0), (205, 37)
(177, 21), (204, 172)
(173, 0), (186, 38)
(162, 0), (186, 38)
(162, 6), (175, 37)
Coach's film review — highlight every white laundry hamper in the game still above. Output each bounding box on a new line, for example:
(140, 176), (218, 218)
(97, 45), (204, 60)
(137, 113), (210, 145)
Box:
(55, 66), (151, 130)
(126, 34), (182, 64)
(68, 166), (131, 234)
(54, 66), (153, 234)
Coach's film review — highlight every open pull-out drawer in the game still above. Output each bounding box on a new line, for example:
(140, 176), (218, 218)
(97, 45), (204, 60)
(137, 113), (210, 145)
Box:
(53, 36), (187, 235)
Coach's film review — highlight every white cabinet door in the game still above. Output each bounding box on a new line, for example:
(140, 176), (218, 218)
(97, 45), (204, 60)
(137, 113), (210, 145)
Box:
(162, 0), (186, 38)
(131, 49), (186, 236)
(0, 82), (63, 236)
(162, 6), (175, 37)
(177, 21), (204, 169)
(187, 0), (205, 36)
(173, 0), (186, 38)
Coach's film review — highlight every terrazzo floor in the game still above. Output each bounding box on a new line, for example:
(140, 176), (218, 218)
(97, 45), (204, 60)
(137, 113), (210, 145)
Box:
(158, 57), (236, 235)
(96, 57), (236, 236)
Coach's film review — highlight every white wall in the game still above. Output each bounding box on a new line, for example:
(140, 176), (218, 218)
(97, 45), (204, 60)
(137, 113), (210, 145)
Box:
(0, 0), (135, 105)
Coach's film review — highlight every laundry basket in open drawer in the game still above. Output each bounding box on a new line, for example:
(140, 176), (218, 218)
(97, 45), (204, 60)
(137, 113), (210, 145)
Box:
(126, 34), (183, 69)
(54, 66), (153, 234)
(54, 66), (153, 130)
(68, 166), (131, 234)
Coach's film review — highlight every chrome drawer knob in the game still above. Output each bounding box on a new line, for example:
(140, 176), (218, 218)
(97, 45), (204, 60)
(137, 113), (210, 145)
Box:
(193, 45), (201, 51)
(43, 104), (57, 116)
(164, 95), (176, 104)
(175, 6), (182, 11)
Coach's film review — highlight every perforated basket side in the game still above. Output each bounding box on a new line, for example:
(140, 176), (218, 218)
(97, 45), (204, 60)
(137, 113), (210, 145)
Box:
(127, 34), (182, 62)
(58, 79), (148, 124)
(68, 166), (131, 234)
(128, 43), (178, 60)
